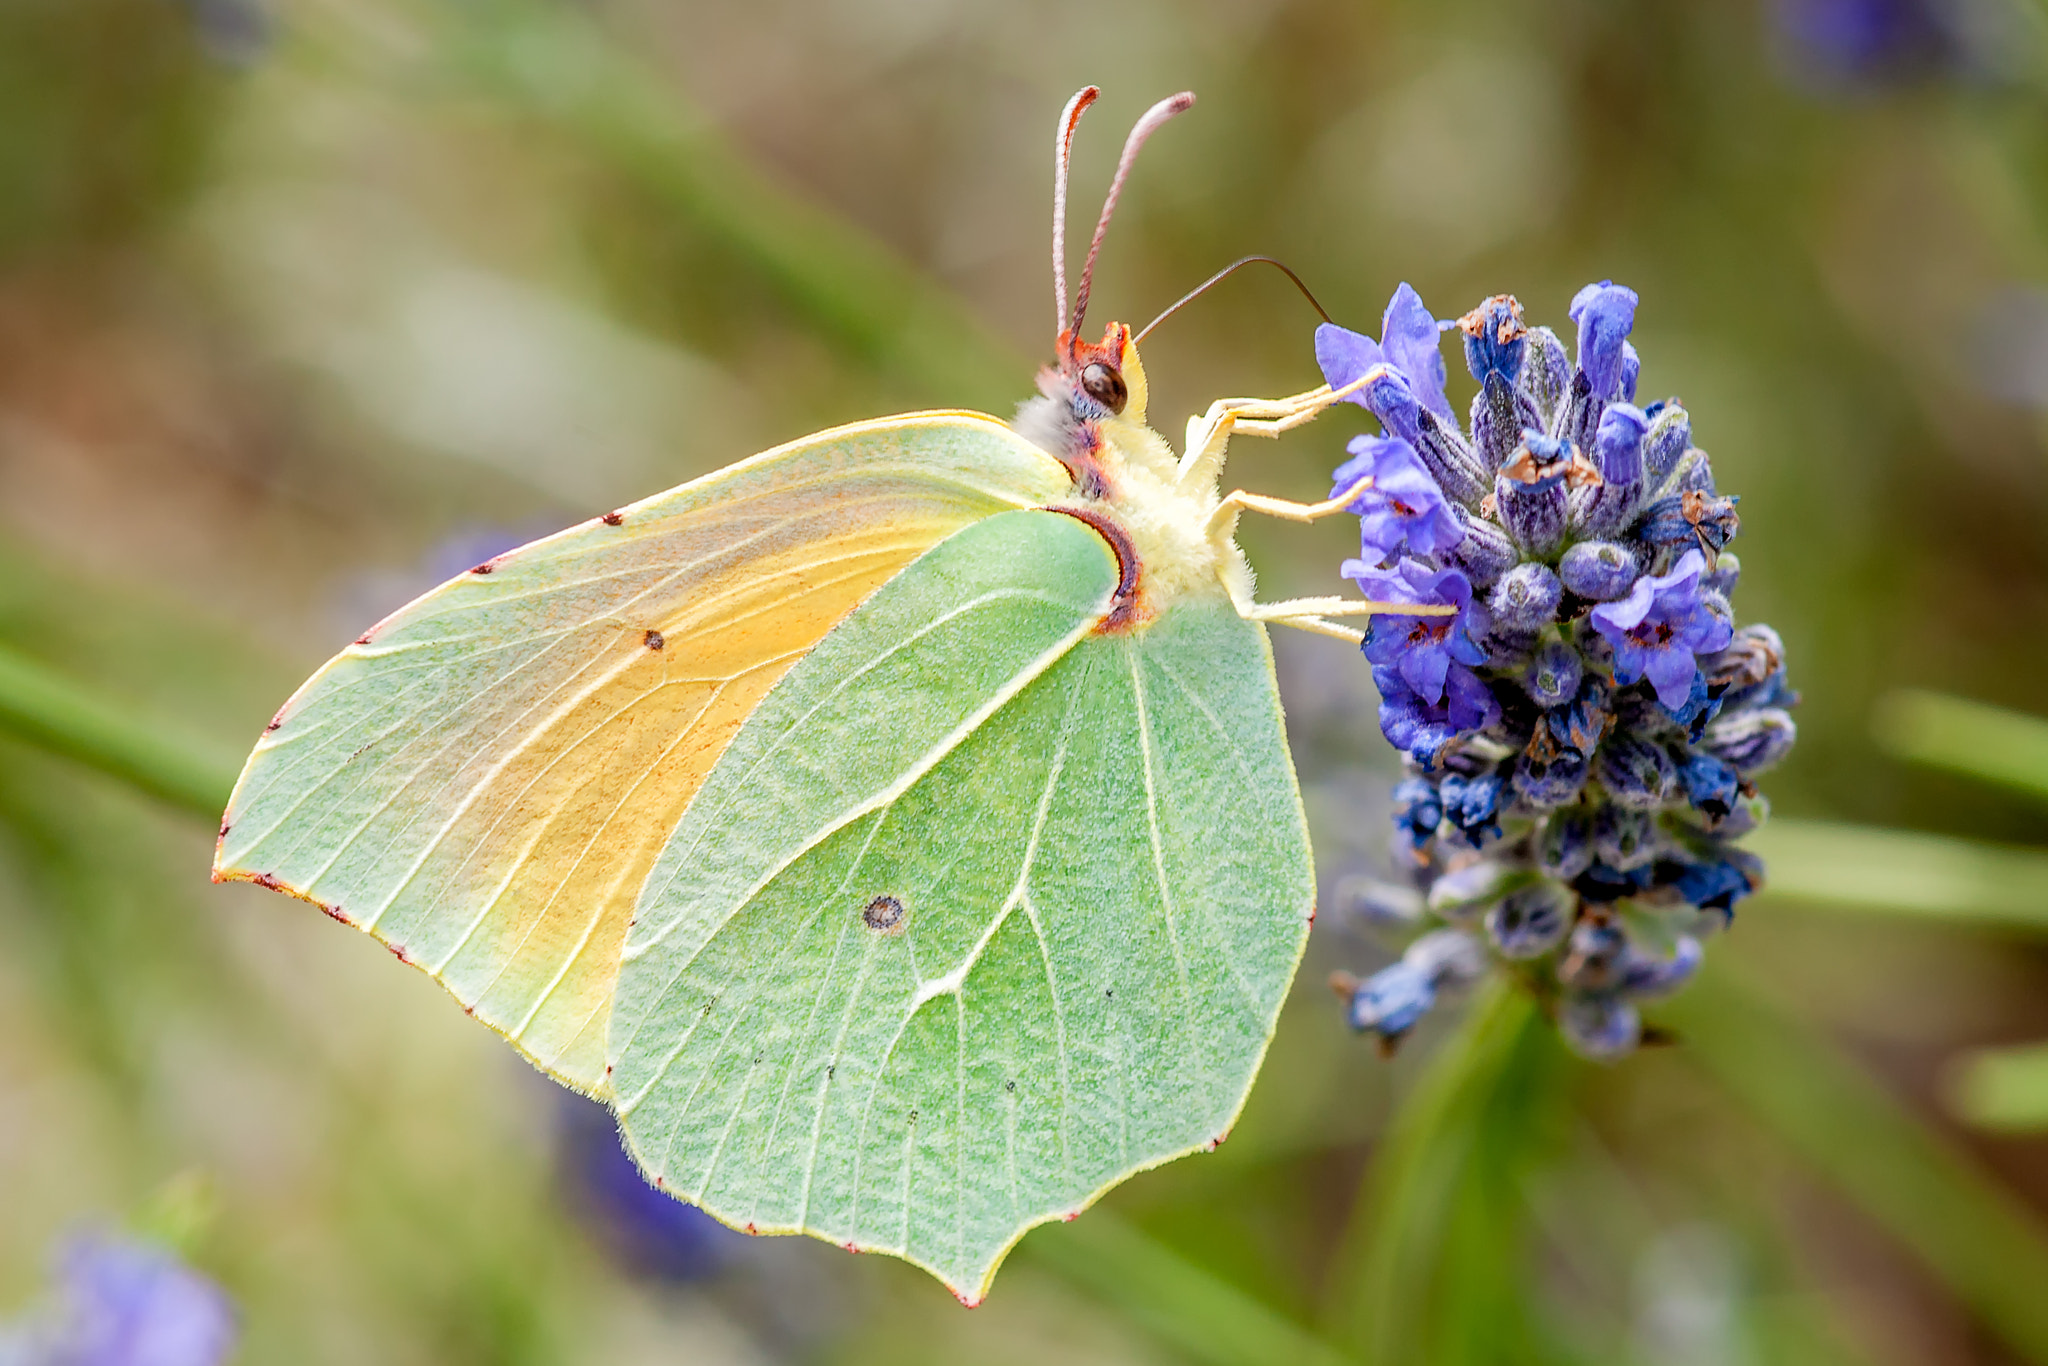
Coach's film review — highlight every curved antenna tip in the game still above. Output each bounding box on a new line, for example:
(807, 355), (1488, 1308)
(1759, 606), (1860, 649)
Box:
(1070, 90), (1199, 340)
(1052, 88), (1103, 340)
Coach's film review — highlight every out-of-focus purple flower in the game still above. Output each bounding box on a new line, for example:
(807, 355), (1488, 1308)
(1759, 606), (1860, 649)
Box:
(1558, 994), (1641, 1060)
(168, 0), (272, 66)
(1350, 561), (1490, 704)
(1486, 880), (1574, 959)
(557, 1095), (736, 1282)
(1770, 0), (2015, 89)
(1589, 550), (1734, 710)
(1392, 775), (1443, 848)
(1343, 929), (1490, 1048)
(1439, 770), (1507, 844)
(1330, 435), (1464, 563)
(1, 1232), (240, 1366)
(1680, 751), (1742, 819)
(1569, 281), (1640, 404)
(1672, 848), (1764, 919)
(1316, 283), (1454, 424)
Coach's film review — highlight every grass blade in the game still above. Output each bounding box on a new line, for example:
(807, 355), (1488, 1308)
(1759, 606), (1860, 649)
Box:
(1874, 689), (2048, 806)
(1746, 819), (2048, 929)
(0, 643), (236, 820)
(1667, 965), (2048, 1364)
(1025, 1210), (1356, 1366)
(438, 0), (1022, 408)
(1947, 1041), (2048, 1132)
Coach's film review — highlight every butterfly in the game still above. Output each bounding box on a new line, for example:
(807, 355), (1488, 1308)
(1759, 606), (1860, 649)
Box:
(212, 88), (1418, 1303)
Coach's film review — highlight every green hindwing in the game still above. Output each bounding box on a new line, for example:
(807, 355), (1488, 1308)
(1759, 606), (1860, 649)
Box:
(608, 508), (1315, 1302)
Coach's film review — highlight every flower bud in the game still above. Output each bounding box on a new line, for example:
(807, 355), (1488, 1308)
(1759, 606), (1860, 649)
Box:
(1592, 802), (1661, 870)
(1426, 859), (1523, 919)
(1521, 640), (1583, 709)
(1441, 507), (1518, 590)
(1512, 749), (1588, 809)
(1576, 403), (1650, 539)
(1558, 540), (1640, 601)
(1537, 806), (1596, 880)
(1679, 752), (1740, 818)
(1485, 879), (1575, 959)
(1490, 563), (1564, 632)
(1518, 325), (1572, 424)
(1439, 770), (1507, 844)
(1641, 404), (1692, 484)
(1558, 994), (1641, 1060)
(1333, 877), (1425, 927)
(1346, 960), (1434, 1038)
(1701, 708), (1797, 775)
(1619, 936), (1702, 998)
(1559, 916), (1628, 989)
(1596, 733), (1678, 808)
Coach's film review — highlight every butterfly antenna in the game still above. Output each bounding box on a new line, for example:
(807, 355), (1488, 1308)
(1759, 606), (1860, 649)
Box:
(1069, 91), (1196, 345)
(1052, 87), (1101, 341)
(1134, 255), (1333, 345)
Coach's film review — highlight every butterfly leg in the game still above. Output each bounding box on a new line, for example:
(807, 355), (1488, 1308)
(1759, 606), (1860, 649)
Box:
(1205, 479), (1455, 642)
(1174, 374), (1375, 491)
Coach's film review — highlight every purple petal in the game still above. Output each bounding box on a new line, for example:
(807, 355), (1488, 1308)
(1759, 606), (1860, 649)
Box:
(1402, 641), (1452, 705)
(1316, 323), (1385, 405)
(1590, 574), (1657, 635)
(1380, 283), (1454, 424)
(1444, 664), (1501, 732)
(1644, 648), (1701, 711)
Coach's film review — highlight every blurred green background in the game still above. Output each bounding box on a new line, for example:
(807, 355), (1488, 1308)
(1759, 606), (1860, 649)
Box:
(7, 0), (2048, 1362)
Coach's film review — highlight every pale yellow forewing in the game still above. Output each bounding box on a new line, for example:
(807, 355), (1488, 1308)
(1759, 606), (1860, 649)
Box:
(214, 412), (1070, 1094)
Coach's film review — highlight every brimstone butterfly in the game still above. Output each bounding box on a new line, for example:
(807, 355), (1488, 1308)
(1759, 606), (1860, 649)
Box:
(212, 88), (1429, 1303)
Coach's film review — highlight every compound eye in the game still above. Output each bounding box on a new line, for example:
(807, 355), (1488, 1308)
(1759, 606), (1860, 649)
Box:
(1080, 362), (1128, 414)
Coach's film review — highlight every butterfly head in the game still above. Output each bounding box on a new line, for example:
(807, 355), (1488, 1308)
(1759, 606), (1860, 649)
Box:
(1018, 88), (1188, 493)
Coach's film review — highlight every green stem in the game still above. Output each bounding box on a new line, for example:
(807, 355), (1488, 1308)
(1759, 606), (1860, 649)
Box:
(0, 643), (237, 820)
(1320, 982), (1564, 1365)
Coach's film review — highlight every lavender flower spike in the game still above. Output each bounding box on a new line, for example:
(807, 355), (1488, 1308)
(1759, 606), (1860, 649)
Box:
(1590, 549), (1734, 710)
(1324, 282), (1796, 1061)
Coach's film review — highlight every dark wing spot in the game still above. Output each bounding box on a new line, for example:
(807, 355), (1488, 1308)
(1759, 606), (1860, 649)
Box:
(643, 628), (665, 651)
(862, 895), (906, 932)
(1005, 1080), (1016, 1092)
(601, 510), (625, 526)
(470, 561), (495, 575)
